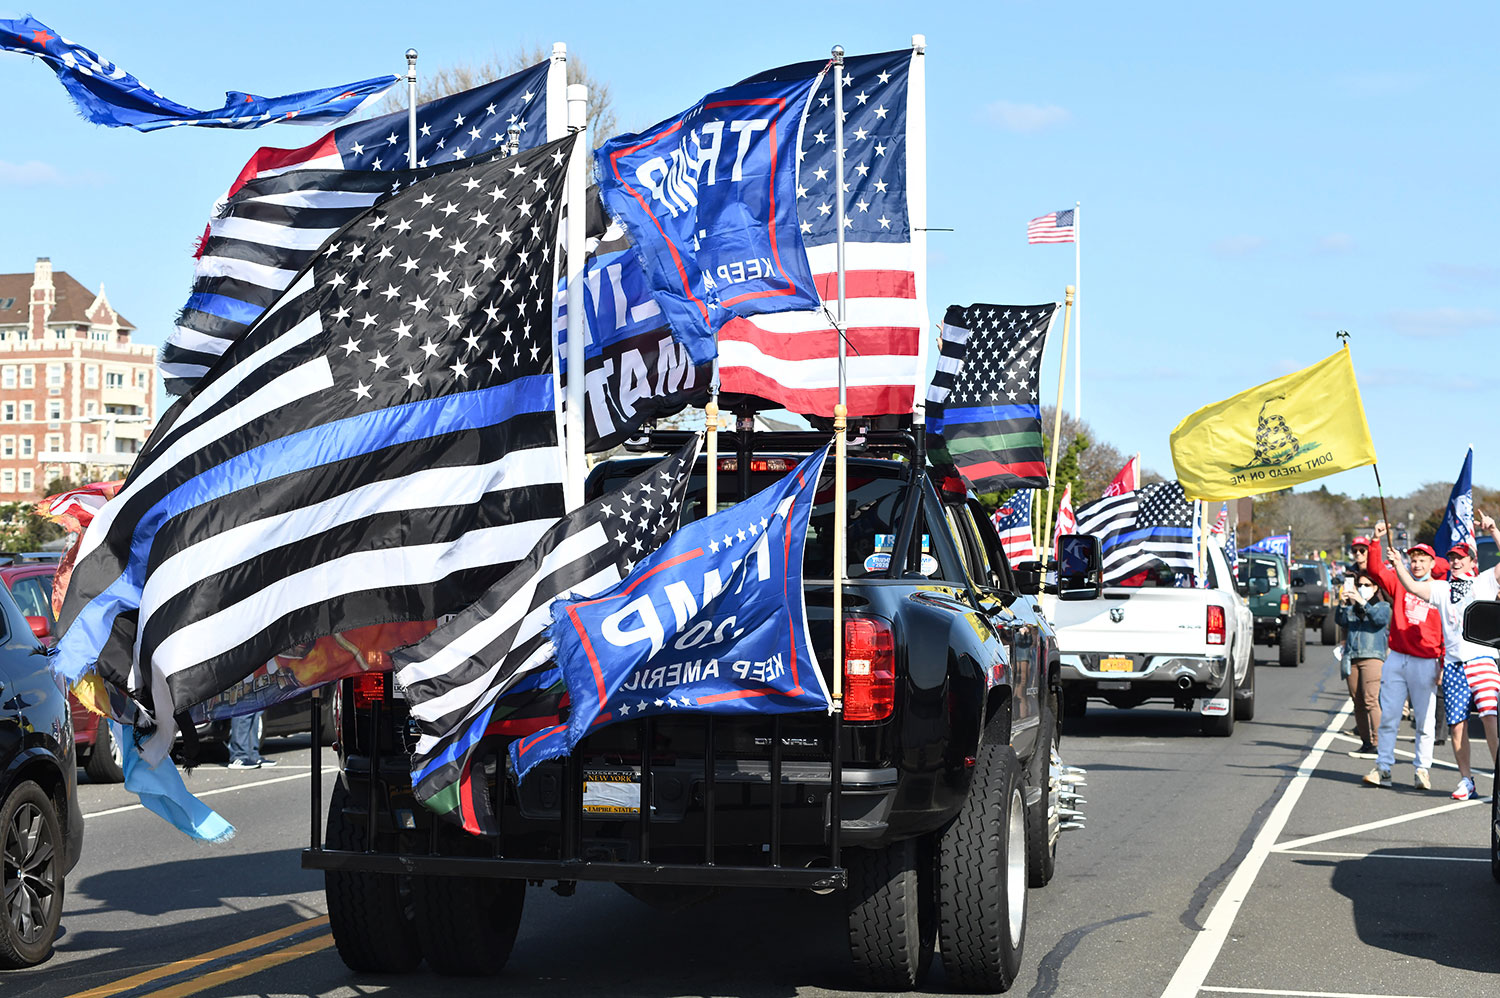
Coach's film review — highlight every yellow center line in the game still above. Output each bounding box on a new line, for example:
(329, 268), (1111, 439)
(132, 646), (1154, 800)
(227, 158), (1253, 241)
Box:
(63, 915), (328, 998)
(134, 933), (335, 998)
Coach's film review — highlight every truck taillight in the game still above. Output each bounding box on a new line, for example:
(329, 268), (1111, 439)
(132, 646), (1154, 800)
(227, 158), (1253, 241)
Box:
(1323, 591), (1331, 606)
(1279, 594), (1290, 614)
(844, 617), (896, 722)
(1206, 605), (1226, 645)
(352, 671), (387, 709)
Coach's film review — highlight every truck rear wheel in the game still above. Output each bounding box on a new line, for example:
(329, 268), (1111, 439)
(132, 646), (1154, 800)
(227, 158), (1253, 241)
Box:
(938, 743), (1028, 993)
(411, 822), (525, 977)
(1278, 615), (1303, 667)
(1202, 661), (1236, 737)
(1234, 655), (1256, 721)
(1024, 699), (1059, 887)
(1062, 689), (1087, 720)
(846, 835), (936, 989)
(323, 783), (423, 973)
(1319, 613), (1337, 645)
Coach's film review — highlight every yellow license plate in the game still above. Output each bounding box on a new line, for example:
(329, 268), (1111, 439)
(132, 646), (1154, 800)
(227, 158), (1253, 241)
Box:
(1099, 657), (1134, 673)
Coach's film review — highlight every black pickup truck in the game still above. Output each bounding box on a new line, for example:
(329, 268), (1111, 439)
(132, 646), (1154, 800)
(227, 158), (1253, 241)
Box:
(302, 430), (1095, 992)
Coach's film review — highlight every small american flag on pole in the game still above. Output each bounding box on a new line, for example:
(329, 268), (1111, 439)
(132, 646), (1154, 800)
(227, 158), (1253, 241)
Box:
(990, 489), (1037, 567)
(1028, 209), (1076, 244)
(1209, 502), (1229, 536)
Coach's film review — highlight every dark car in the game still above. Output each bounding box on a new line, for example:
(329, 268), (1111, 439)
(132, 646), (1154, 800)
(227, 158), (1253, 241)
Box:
(0, 574), (84, 967)
(1237, 551), (1304, 667)
(305, 433), (1093, 991)
(1291, 562), (1337, 645)
(0, 563), (124, 783)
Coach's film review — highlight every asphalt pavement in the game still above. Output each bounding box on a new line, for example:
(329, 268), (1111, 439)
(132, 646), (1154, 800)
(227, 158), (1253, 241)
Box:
(7, 641), (1498, 998)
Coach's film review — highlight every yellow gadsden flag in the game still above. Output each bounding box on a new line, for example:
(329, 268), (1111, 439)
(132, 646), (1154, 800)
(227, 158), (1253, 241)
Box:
(1170, 348), (1377, 500)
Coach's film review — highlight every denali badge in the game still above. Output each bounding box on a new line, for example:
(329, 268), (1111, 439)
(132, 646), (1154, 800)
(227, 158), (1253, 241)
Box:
(1109, 607), (1125, 623)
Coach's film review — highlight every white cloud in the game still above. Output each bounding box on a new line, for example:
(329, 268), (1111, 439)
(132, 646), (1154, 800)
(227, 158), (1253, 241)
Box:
(1210, 235), (1267, 257)
(983, 101), (1071, 133)
(0, 160), (63, 185)
(1316, 233), (1355, 253)
(1386, 307), (1497, 336)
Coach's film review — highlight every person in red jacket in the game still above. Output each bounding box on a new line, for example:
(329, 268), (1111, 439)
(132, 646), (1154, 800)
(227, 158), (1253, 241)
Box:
(1362, 521), (1448, 789)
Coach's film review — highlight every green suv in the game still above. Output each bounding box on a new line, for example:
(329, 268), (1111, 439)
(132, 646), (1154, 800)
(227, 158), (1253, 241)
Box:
(1236, 551), (1304, 667)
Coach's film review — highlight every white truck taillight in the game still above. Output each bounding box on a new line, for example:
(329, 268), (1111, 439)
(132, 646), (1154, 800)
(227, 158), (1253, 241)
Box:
(844, 617), (896, 721)
(1206, 605), (1226, 645)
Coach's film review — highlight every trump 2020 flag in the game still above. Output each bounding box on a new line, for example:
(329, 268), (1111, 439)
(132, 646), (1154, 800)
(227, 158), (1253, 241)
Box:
(1435, 448), (1474, 560)
(1, 16), (395, 130)
(597, 73), (822, 364)
(1246, 534), (1291, 560)
(512, 445), (832, 777)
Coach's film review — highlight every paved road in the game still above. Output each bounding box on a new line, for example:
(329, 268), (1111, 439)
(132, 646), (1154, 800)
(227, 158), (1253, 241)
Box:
(7, 643), (1498, 998)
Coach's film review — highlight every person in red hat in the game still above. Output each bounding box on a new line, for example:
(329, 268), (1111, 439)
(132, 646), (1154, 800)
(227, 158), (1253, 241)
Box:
(1387, 511), (1500, 800)
(1363, 522), (1449, 788)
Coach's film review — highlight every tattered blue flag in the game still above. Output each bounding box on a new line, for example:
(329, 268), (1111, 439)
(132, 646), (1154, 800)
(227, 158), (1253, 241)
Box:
(1435, 448), (1474, 561)
(512, 445), (832, 777)
(1, 16), (395, 130)
(596, 73), (823, 365)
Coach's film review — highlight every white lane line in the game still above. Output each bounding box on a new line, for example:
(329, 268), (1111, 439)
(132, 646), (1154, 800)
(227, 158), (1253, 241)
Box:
(1159, 701), (1353, 998)
(1272, 848), (1488, 864)
(1271, 798), (1482, 852)
(1201, 986), (1439, 997)
(1332, 732), (1493, 779)
(83, 768), (339, 819)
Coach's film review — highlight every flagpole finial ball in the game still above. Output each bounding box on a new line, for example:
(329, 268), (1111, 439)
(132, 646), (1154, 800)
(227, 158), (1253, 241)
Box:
(1065, 285), (1075, 303)
(406, 49), (418, 62)
(832, 45), (844, 63)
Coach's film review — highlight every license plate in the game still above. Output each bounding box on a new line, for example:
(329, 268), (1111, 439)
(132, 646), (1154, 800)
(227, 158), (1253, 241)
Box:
(1099, 656), (1134, 673)
(582, 772), (641, 814)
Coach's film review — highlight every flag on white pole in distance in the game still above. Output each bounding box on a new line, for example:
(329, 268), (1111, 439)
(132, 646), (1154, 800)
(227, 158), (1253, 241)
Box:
(1052, 483), (1076, 552)
(54, 135), (577, 761)
(1027, 209), (1076, 244)
(991, 489), (1037, 567)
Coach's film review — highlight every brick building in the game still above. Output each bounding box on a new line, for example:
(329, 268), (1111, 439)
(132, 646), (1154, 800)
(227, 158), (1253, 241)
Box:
(0, 258), (156, 496)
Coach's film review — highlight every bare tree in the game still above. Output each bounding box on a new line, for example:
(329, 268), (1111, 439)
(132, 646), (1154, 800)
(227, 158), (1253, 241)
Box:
(377, 46), (616, 145)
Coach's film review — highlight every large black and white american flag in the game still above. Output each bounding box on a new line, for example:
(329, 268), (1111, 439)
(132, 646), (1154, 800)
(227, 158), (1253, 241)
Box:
(394, 437), (700, 835)
(55, 135), (578, 758)
(161, 61), (553, 395)
(720, 46), (926, 417)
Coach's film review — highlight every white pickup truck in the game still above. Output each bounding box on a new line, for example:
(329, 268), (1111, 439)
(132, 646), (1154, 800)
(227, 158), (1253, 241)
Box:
(1048, 541), (1255, 736)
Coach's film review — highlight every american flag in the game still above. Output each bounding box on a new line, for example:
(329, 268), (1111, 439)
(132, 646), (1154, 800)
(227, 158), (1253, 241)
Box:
(1074, 481), (1197, 584)
(395, 438), (699, 835)
(161, 62), (552, 396)
(991, 489), (1037, 567)
(1028, 209), (1076, 244)
(1209, 502), (1229, 536)
(55, 136), (576, 758)
(719, 48), (924, 417)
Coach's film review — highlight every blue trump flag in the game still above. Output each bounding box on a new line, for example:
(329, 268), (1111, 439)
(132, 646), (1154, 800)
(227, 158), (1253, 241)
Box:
(512, 445), (832, 777)
(1, 16), (394, 130)
(1244, 534), (1291, 560)
(1435, 448), (1474, 560)
(596, 73), (823, 365)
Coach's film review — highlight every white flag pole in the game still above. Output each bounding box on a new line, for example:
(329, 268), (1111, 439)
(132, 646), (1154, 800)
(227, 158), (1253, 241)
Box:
(1073, 199), (1082, 419)
(562, 84), (589, 511)
(546, 43), (568, 142)
(908, 36), (929, 444)
(832, 45), (849, 705)
(404, 49), (418, 169)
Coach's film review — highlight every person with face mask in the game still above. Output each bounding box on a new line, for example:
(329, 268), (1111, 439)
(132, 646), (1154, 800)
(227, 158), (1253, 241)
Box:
(1364, 521), (1449, 788)
(1387, 511), (1500, 800)
(1336, 569), (1391, 758)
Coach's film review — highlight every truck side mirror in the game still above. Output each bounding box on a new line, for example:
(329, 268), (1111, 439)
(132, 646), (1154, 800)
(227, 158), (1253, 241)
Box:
(25, 615), (50, 640)
(1014, 560), (1044, 597)
(1057, 534), (1103, 601)
(1463, 600), (1500, 648)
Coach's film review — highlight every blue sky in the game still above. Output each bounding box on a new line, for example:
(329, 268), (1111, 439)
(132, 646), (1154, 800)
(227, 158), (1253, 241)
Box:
(2, 2), (1494, 496)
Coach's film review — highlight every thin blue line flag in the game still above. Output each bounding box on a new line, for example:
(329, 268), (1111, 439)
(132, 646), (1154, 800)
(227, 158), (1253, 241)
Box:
(1, 16), (395, 130)
(512, 445), (833, 778)
(596, 73), (823, 365)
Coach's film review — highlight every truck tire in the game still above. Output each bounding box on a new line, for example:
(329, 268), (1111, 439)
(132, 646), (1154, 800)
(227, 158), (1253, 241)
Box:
(1203, 660), (1236, 737)
(1062, 689), (1087, 720)
(846, 835), (936, 990)
(323, 783), (423, 973)
(1319, 613), (1337, 646)
(1233, 654), (1256, 722)
(1278, 616), (1303, 667)
(410, 823), (525, 977)
(938, 743), (1028, 993)
(85, 720), (126, 784)
(0, 781), (64, 969)
(1023, 700), (1059, 887)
